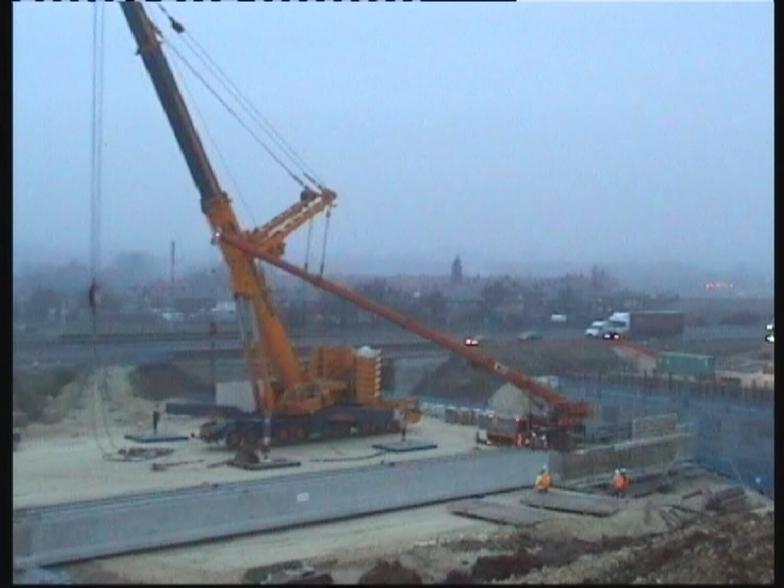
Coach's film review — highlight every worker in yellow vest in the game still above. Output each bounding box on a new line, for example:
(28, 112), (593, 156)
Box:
(535, 466), (552, 493)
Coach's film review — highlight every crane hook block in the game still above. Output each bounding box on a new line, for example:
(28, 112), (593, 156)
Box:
(88, 282), (102, 310)
(170, 18), (185, 34)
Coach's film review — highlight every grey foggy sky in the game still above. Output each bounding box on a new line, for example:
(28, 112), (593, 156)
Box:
(13, 2), (773, 276)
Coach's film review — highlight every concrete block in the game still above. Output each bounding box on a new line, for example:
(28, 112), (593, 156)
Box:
(216, 381), (256, 413)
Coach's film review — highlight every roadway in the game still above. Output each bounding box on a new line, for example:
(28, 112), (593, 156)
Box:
(13, 325), (764, 370)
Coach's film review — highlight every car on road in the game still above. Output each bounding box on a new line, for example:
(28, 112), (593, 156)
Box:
(464, 336), (481, 347)
(602, 331), (621, 341)
(517, 330), (543, 341)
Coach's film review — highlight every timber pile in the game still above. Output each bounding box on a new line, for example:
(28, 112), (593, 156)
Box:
(705, 486), (748, 513)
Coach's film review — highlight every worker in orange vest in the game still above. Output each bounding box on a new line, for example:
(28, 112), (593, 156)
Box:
(535, 466), (552, 493)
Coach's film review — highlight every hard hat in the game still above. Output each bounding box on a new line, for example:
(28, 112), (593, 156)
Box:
(541, 465), (548, 472)
(620, 467), (627, 473)
(614, 469), (620, 475)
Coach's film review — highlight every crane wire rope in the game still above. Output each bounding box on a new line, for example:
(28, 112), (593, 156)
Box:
(156, 4), (325, 189)
(152, 8), (335, 279)
(89, 1), (121, 458)
(168, 47), (257, 226)
(163, 39), (307, 190)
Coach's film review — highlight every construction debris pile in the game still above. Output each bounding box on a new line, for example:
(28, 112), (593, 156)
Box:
(340, 499), (773, 585)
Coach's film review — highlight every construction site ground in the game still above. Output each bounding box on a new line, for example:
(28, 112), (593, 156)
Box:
(13, 366), (488, 509)
(39, 469), (772, 584)
(13, 358), (774, 584)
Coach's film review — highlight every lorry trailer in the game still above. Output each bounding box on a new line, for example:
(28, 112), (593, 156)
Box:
(606, 311), (685, 338)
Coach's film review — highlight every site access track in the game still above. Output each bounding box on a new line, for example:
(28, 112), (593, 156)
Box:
(218, 231), (592, 429)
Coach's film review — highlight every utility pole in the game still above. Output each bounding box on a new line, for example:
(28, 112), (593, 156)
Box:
(170, 240), (176, 310)
(209, 319), (218, 402)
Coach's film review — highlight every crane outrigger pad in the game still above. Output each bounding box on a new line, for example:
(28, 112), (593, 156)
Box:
(372, 440), (438, 453)
(521, 488), (620, 517)
(449, 499), (553, 527)
(124, 433), (190, 443)
(230, 458), (302, 471)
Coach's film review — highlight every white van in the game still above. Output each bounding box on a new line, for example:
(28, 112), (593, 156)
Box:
(585, 320), (607, 338)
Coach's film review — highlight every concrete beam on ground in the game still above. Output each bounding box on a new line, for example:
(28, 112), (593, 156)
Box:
(13, 449), (544, 570)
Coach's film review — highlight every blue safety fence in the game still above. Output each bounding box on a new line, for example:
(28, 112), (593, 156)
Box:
(416, 376), (774, 497)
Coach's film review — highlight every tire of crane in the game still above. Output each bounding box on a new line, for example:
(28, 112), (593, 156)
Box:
(226, 430), (241, 450)
(241, 430), (259, 448)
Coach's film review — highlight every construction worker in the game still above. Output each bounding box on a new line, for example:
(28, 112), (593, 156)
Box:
(541, 434), (549, 450)
(612, 468), (630, 497)
(152, 403), (161, 436)
(535, 466), (552, 493)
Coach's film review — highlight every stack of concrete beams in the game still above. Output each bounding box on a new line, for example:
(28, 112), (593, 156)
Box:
(550, 431), (696, 485)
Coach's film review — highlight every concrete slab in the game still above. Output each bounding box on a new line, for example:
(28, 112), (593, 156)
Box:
(521, 488), (620, 517)
(124, 433), (190, 443)
(372, 440), (438, 453)
(448, 499), (552, 527)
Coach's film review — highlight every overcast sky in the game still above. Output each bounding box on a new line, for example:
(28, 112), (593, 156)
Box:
(13, 2), (773, 277)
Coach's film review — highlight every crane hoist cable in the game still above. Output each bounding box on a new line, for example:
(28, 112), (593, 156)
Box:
(156, 4), (325, 189)
(89, 2), (133, 459)
(89, 2), (121, 458)
(304, 219), (314, 273)
(318, 207), (332, 277)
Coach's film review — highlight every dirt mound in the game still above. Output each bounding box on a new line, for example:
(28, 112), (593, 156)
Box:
(595, 511), (774, 584)
(471, 550), (542, 581)
(413, 341), (626, 402)
(358, 560), (422, 585)
(129, 363), (211, 401)
(13, 368), (79, 422)
(413, 355), (500, 402)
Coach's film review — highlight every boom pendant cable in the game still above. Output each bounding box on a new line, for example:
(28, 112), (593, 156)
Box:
(162, 37), (307, 189)
(169, 51), (257, 225)
(156, 4), (325, 189)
